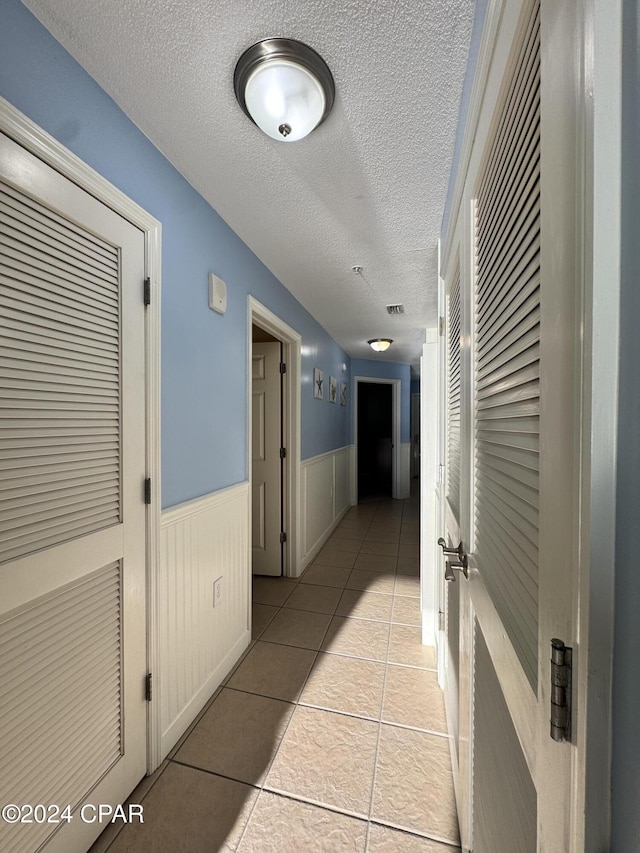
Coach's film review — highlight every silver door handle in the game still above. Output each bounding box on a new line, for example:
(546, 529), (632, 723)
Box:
(438, 537), (464, 560)
(444, 554), (469, 582)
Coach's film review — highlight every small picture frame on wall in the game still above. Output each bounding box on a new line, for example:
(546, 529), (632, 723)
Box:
(329, 376), (337, 403)
(340, 382), (347, 406)
(313, 368), (324, 399)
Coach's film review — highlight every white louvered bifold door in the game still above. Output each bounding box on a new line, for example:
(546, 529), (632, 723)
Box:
(474, 1), (540, 691)
(466, 2), (542, 850)
(0, 132), (147, 853)
(442, 0), (587, 848)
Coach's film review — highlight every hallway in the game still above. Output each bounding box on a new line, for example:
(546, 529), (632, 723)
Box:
(92, 487), (460, 852)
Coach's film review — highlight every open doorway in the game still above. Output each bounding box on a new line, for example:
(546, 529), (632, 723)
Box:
(357, 382), (393, 501)
(248, 298), (301, 579)
(251, 325), (283, 576)
(354, 377), (401, 503)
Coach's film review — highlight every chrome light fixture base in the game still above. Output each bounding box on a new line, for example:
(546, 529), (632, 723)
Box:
(368, 339), (393, 352)
(234, 38), (335, 141)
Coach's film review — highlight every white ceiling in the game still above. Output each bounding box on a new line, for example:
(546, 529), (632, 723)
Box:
(22, 0), (474, 369)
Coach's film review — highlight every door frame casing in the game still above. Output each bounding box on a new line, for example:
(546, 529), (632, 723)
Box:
(247, 297), (302, 578)
(0, 97), (162, 771)
(353, 376), (401, 502)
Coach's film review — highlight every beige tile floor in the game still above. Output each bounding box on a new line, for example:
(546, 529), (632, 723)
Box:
(92, 489), (460, 853)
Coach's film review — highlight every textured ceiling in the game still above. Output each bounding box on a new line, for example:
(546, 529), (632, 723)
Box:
(22, 0), (474, 368)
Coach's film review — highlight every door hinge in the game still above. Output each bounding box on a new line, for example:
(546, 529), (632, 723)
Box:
(145, 672), (153, 702)
(438, 464), (445, 484)
(280, 447), (287, 459)
(439, 316), (445, 336)
(144, 478), (152, 505)
(550, 639), (572, 742)
(438, 610), (445, 631)
(143, 277), (151, 306)
(280, 531), (287, 544)
(279, 362), (287, 374)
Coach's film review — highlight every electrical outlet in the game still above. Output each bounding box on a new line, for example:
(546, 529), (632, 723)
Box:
(213, 577), (223, 608)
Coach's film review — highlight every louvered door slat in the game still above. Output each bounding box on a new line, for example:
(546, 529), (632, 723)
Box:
(1, 510), (121, 563)
(1, 237), (120, 296)
(1, 182), (118, 267)
(2, 284), (119, 339)
(1, 258), (119, 322)
(476, 467), (539, 530)
(477, 316), (540, 386)
(1, 494), (119, 535)
(477, 15), (540, 204)
(478, 126), (540, 266)
(1, 318), (119, 359)
(2, 380), (119, 401)
(0, 180), (122, 569)
(476, 238), (539, 336)
(474, 481), (538, 571)
(478, 340), (540, 391)
(0, 433), (118, 451)
(0, 193), (120, 283)
(474, 2), (541, 689)
(478, 86), (539, 243)
(447, 264), (462, 517)
(477, 195), (540, 309)
(0, 212), (119, 283)
(0, 441), (118, 464)
(0, 564), (122, 853)
(477, 279), (539, 365)
(1, 257), (118, 312)
(2, 616), (120, 715)
(474, 529), (537, 645)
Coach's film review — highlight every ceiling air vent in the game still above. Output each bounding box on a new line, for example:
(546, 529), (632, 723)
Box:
(386, 304), (404, 315)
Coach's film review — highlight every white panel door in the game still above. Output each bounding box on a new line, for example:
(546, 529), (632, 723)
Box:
(440, 1), (584, 849)
(251, 341), (282, 576)
(0, 132), (147, 853)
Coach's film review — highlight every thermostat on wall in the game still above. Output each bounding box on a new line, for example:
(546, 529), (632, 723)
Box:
(208, 273), (227, 314)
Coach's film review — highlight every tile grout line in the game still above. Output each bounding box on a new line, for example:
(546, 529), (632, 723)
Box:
(234, 571), (324, 852)
(251, 504), (383, 848)
(362, 500), (398, 851)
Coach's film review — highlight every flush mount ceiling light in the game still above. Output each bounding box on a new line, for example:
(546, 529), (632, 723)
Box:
(368, 339), (393, 352)
(234, 38), (335, 142)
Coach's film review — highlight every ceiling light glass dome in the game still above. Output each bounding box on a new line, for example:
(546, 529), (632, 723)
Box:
(234, 39), (335, 142)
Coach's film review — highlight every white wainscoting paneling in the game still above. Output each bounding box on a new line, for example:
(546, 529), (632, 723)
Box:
(159, 482), (250, 759)
(300, 446), (354, 572)
(334, 446), (351, 518)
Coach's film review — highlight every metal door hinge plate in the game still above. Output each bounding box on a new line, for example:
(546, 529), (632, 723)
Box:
(280, 531), (287, 544)
(145, 672), (152, 702)
(144, 277), (151, 306)
(280, 447), (287, 459)
(550, 639), (572, 742)
(144, 478), (152, 505)
(279, 362), (287, 374)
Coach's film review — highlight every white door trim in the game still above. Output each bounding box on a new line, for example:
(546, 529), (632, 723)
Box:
(353, 376), (401, 501)
(247, 297), (302, 578)
(0, 96), (163, 773)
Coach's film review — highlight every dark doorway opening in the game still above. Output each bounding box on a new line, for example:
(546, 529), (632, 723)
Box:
(357, 382), (393, 502)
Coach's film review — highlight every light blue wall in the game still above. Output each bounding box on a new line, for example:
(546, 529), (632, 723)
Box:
(0, 0), (350, 508)
(612, 0), (640, 848)
(350, 359), (411, 444)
